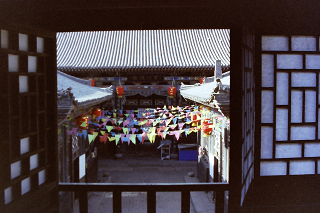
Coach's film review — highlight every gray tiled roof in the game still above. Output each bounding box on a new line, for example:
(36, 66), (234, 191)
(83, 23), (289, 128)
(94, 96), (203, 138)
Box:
(57, 29), (230, 73)
(57, 71), (113, 108)
(180, 71), (230, 109)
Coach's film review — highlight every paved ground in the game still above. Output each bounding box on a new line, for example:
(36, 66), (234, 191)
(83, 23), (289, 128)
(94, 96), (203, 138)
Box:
(73, 154), (215, 213)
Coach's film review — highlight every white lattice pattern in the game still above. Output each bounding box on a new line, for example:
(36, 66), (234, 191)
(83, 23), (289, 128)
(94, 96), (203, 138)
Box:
(261, 35), (320, 176)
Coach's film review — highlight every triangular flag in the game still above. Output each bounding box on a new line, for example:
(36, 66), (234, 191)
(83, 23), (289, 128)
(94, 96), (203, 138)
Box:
(137, 134), (143, 144)
(131, 128), (136, 134)
(147, 133), (156, 143)
(115, 134), (121, 145)
(109, 137), (116, 142)
(100, 135), (108, 144)
(123, 128), (129, 135)
(88, 134), (95, 144)
(172, 117), (178, 124)
(153, 120), (158, 127)
(100, 131), (106, 136)
(130, 134), (136, 144)
(106, 126), (114, 132)
(93, 132), (99, 140)
(82, 130), (88, 140)
(142, 132), (147, 144)
(178, 123), (185, 130)
(184, 129), (189, 137)
(174, 131), (181, 140)
(123, 120), (130, 127)
(120, 134), (126, 143)
(58, 129), (61, 134)
(169, 124), (177, 130)
(72, 128), (78, 134)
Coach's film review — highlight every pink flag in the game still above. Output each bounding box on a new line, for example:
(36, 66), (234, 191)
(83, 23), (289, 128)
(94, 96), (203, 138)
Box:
(123, 120), (130, 127)
(72, 128), (78, 134)
(127, 134), (131, 145)
(131, 128), (136, 134)
(178, 123), (185, 130)
(159, 132), (164, 140)
(142, 132), (147, 144)
(174, 131), (181, 140)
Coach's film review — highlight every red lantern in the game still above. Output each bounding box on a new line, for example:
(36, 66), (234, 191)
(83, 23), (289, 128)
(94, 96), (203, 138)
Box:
(199, 78), (204, 84)
(91, 79), (95, 87)
(116, 86), (125, 98)
(191, 113), (200, 126)
(167, 86), (176, 98)
(92, 107), (101, 122)
(76, 114), (89, 130)
(202, 118), (213, 136)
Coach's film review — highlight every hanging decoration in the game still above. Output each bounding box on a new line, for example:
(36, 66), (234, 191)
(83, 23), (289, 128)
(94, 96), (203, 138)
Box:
(199, 77), (204, 84)
(191, 112), (200, 126)
(92, 107), (101, 122)
(66, 104), (228, 145)
(167, 86), (176, 98)
(116, 86), (125, 98)
(202, 118), (213, 137)
(76, 114), (89, 131)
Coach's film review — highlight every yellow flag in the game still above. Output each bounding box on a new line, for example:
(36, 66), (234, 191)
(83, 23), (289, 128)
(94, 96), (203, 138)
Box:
(109, 137), (116, 141)
(93, 132), (99, 140)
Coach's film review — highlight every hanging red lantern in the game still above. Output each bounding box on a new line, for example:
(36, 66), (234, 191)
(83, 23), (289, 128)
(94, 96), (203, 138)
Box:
(92, 107), (101, 122)
(91, 79), (95, 87)
(199, 78), (204, 84)
(76, 114), (89, 130)
(202, 118), (213, 136)
(191, 112), (200, 126)
(116, 86), (125, 98)
(167, 86), (176, 98)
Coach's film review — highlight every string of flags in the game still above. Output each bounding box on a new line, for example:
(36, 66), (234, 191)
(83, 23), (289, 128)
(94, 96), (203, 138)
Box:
(58, 105), (230, 145)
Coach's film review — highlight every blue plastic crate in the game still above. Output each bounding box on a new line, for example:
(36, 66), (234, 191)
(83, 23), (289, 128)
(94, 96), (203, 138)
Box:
(179, 150), (197, 161)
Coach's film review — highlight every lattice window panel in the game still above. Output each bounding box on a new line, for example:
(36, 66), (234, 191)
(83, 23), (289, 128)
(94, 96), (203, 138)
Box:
(0, 29), (57, 207)
(241, 29), (255, 205)
(260, 35), (320, 176)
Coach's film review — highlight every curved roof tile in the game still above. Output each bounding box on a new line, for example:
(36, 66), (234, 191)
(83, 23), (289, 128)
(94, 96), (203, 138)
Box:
(57, 71), (113, 107)
(57, 29), (230, 73)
